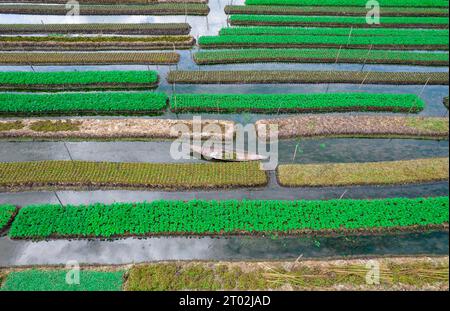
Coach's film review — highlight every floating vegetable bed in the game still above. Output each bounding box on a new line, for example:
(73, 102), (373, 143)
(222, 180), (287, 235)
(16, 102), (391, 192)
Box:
(193, 49), (448, 66)
(229, 15), (449, 28)
(0, 52), (180, 65)
(219, 26), (449, 37)
(277, 157), (449, 187)
(0, 205), (16, 233)
(1, 270), (124, 291)
(244, 0), (449, 8)
(0, 23), (191, 35)
(0, 4), (210, 16)
(0, 70), (159, 91)
(0, 36), (196, 51)
(198, 34), (448, 50)
(256, 116), (449, 140)
(7, 196), (449, 239)
(225, 5), (449, 17)
(170, 93), (425, 113)
(0, 161), (268, 191)
(167, 70), (449, 85)
(0, 92), (168, 116)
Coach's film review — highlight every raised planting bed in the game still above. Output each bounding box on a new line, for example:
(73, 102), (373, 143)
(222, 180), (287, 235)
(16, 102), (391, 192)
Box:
(7, 196), (449, 239)
(193, 49), (449, 66)
(0, 161), (268, 191)
(0, 52), (180, 65)
(0, 270), (124, 291)
(229, 15), (449, 28)
(167, 70), (449, 85)
(0, 3), (210, 16)
(125, 257), (449, 291)
(0, 205), (16, 234)
(244, 0), (449, 8)
(0, 118), (235, 141)
(256, 116), (449, 140)
(198, 34), (449, 50)
(170, 93), (425, 113)
(219, 26), (450, 37)
(277, 157), (449, 187)
(0, 23), (191, 35)
(225, 5), (449, 17)
(0, 70), (159, 91)
(0, 36), (196, 51)
(0, 92), (168, 117)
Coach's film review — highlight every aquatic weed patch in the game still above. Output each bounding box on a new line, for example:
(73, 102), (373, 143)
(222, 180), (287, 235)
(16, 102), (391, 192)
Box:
(277, 157), (449, 187)
(1, 270), (124, 291)
(0, 161), (268, 191)
(170, 93), (425, 113)
(0, 92), (168, 116)
(7, 197), (449, 239)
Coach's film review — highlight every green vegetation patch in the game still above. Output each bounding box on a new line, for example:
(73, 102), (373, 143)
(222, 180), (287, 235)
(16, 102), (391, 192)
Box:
(198, 34), (448, 49)
(0, 121), (24, 131)
(0, 204), (16, 232)
(194, 48), (448, 66)
(0, 92), (168, 116)
(170, 93), (425, 113)
(1, 270), (124, 291)
(29, 120), (82, 132)
(230, 15), (449, 27)
(245, 0), (449, 8)
(278, 157), (449, 187)
(219, 27), (450, 37)
(406, 117), (449, 133)
(8, 196), (449, 239)
(167, 70), (449, 85)
(0, 161), (267, 191)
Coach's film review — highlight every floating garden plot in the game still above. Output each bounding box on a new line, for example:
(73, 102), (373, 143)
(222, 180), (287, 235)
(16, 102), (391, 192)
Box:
(229, 15), (449, 28)
(256, 116), (449, 140)
(244, 0), (450, 8)
(198, 34), (448, 50)
(0, 3), (210, 16)
(7, 196), (449, 239)
(0, 23), (191, 35)
(0, 161), (268, 191)
(167, 70), (449, 85)
(219, 27), (450, 37)
(0, 70), (159, 91)
(0, 36), (196, 51)
(225, 5), (450, 17)
(0, 205), (16, 233)
(277, 157), (449, 187)
(0, 52), (180, 65)
(193, 49), (448, 66)
(170, 93), (425, 113)
(0, 270), (124, 291)
(0, 92), (168, 116)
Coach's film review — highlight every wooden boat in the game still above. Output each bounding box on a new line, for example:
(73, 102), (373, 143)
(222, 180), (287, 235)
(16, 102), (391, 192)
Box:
(190, 144), (267, 162)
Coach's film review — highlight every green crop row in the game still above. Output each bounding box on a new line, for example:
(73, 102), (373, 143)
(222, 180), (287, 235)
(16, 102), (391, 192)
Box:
(0, 205), (16, 232)
(8, 196), (449, 239)
(0, 52), (180, 65)
(193, 48), (448, 66)
(1, 270), (124, 291)
(0, 1), (207, 3)
(0, 23), (191, 35)
(230, 15), (449, 27)
(245, 0), (449, 8)
(198, 34), (448, 50)
(278, 157), (449, 187)
(0, 92), (168, 116)
(170, 93), (425, 113)
(0, 161), (268, 191)
(167, 70), (449, 85)
(0, 4), (209, 16)
(0, 70), (158, 85)
(225, 5), (450, 16)
(219, 26), (450, 37)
